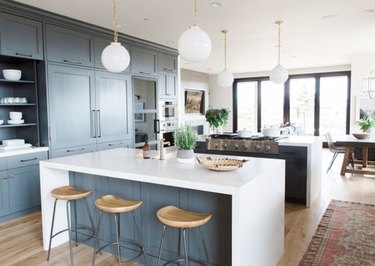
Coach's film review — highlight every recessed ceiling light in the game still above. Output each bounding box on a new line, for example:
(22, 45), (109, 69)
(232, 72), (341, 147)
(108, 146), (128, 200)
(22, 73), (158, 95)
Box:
(210, 1), (223, 8)
(363, 9), (375, 13)
(166, 40), (176, 44)
(117, 23), (127, 28)
(321, 14), (339, 20)
(143, 18), (149, 22)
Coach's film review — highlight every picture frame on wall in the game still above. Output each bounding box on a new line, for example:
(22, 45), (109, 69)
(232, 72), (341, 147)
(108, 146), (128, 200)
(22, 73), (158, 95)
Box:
(184, 89), (205, 115)
(134, 102), (145, 122)
(355, 96), (375, 121)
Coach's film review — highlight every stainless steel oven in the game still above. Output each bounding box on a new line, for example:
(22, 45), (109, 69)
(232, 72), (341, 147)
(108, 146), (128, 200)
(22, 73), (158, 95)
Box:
(159, 100), (177, 120)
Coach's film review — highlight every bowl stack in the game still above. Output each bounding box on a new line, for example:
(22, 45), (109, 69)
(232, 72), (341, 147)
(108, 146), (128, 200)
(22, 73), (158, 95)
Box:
(8, 111), (24, 125)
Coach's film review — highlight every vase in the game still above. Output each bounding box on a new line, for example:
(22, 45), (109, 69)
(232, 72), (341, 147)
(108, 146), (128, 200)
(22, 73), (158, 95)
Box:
(176, 149), (195, 163)
(209, 125), (223, 135)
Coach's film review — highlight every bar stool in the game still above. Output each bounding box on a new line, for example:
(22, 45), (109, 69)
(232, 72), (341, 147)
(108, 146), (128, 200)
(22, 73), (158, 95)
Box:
(47, 185), (95, 266)
(156, 205), (212, 266)
(92, 194), (149, 266)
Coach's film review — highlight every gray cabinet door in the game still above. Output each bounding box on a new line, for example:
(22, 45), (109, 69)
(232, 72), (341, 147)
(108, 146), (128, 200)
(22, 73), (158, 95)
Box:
(159, 72), (177, 98)
(0, 13), (43, 60)
(0, 170), (9, 217)
(131, 47), (157, 76)
(8, 165), (40, 213)
(46, 24), (94, 66)
(158, 53), (177, 72)
(94, 37), (131, 72)
(95, 72), (131, 143)
(48, 64), (96, 149)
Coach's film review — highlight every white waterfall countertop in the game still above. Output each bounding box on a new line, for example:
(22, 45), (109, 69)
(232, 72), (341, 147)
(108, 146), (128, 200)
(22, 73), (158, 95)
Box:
(40, 148), (285, 266)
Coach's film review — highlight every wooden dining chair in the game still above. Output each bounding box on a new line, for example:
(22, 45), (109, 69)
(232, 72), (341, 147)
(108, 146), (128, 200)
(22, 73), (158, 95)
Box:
(325, 132), (347, 173)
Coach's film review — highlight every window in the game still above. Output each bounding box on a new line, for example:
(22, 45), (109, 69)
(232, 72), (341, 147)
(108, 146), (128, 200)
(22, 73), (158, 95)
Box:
(233, 72), (350, 136)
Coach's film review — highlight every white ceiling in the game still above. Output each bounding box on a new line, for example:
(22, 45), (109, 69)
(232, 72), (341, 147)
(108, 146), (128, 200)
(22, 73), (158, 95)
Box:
(15, 0), (375, 75)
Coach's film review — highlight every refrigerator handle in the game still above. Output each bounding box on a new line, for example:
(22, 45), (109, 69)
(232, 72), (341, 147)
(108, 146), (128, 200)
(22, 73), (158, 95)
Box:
(154, 119), (160, 134)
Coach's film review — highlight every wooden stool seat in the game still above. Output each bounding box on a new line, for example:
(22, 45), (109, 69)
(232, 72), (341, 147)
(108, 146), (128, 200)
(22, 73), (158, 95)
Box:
(95, 194), (143, 213)
(51, 185), (92, 200)
(157, 206), (212, 228)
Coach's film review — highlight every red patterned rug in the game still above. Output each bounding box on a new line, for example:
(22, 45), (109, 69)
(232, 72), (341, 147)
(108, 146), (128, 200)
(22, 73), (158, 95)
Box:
(299, 200), (375, 266)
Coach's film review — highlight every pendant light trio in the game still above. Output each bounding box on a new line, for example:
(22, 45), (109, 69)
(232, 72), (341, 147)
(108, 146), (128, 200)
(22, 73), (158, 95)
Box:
(101, 0), (288, 86)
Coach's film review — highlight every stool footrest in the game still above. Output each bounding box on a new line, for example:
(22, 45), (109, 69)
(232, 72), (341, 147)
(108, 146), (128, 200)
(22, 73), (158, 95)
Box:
(51, 225), (94, 242)
(94, 240), (145, 262)
(162, 257), (209, 266)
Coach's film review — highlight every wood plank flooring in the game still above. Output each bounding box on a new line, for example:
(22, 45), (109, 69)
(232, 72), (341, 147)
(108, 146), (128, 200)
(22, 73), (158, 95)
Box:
(0, 149), (374, 266)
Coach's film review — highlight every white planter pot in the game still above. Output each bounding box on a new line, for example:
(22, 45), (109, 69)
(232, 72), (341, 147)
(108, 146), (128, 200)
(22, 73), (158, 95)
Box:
(176, 149), (195, 163)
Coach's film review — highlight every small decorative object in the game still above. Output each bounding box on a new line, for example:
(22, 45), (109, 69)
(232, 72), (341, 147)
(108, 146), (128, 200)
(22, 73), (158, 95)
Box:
(142, 140), (150, 159)
(174, 126), (197, 163)
(357, 114), (375, 133)
(196, 156), (249, 171)
(178, 0), (211, 62)
(352, 133), (369, 140)
(205, 108), (229, 134)
(217, 30), (234, 87)
(101, 0), (130, 73)
(269, 21), (288, 84)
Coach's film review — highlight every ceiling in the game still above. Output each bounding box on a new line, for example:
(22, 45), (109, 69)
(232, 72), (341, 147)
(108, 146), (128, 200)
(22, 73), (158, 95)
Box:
(15, 0), (375, 75)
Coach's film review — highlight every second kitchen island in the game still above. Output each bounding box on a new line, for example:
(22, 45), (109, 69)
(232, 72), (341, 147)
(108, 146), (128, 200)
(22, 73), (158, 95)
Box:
(40, 148), (285, 266)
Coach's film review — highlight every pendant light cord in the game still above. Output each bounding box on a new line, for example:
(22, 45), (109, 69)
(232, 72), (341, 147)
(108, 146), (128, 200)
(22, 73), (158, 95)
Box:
(276, 21), (283, 66)
(193, 0), (199, 26)
(223, 30), (228, 70)
(112, 0), (119, 43)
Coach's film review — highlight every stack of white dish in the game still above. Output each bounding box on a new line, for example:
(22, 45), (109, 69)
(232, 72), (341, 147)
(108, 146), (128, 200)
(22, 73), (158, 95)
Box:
(0, 139), (32, 151)
(8, 111), (24, 125)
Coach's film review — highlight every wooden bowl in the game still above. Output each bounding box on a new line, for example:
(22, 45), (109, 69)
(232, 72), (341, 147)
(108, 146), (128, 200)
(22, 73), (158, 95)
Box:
(352, 133), (369, 139)
(196, 156), (249, 171)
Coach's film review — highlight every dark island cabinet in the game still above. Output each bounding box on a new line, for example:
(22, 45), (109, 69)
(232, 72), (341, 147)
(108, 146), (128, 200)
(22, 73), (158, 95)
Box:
(158, 53), (177, 73)
(159, 71), (177, 99)
(0, 12), (43, 60)
(46, 24), (94, 67)
(131, 46), (157, 77)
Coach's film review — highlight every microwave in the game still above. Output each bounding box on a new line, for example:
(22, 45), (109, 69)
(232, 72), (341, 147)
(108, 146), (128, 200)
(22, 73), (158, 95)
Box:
(159, 100), (177, 120)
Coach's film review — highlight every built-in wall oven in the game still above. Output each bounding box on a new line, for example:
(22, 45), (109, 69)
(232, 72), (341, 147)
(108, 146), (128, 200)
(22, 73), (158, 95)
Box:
(159, 100), (177, 120)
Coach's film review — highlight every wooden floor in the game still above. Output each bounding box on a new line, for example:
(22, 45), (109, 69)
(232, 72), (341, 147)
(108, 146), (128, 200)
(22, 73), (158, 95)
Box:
(0, 149), (374, 266)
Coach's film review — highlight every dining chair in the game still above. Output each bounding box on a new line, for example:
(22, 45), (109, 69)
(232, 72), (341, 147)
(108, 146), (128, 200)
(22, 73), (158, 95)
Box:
(325, 132), (347, 173)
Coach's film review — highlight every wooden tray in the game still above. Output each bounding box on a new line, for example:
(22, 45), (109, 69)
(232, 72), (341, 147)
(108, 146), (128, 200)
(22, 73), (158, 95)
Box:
(196, 156), (249, 171)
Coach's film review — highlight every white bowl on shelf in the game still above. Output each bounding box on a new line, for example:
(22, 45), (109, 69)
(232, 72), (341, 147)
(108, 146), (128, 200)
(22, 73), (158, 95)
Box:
(0, 120), (3, 125)
(9, 111), (22, 120)
(2, 69), (22, 81)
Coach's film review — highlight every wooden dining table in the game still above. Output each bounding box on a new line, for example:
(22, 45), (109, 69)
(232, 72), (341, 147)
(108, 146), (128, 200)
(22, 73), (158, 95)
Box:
(335, 135), (375, 176)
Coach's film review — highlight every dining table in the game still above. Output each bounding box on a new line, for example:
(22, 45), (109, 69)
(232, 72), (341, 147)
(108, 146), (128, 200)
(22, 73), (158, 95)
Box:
(335, 135), (375, 176)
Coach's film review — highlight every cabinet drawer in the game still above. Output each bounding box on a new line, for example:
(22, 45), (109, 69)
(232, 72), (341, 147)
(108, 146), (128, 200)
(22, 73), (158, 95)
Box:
(7, 151), (48, 169)
(97, 140), (129, 151)
(49, 144), (96, 159)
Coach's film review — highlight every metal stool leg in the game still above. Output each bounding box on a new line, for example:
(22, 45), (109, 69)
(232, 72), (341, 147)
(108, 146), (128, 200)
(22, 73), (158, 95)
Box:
(132, 211), (149, 266)
(199, 226), (210, 266)
(157, 225), (167, 266)
(84, 198), (95, 231)
(92, 210), (103, 266)
(66, 201), (74, 266)
(114, 213), (122, 266)
(182, 228), (189, 266)
(47, 199), (58, 261)
(327, 152), (338, 173)
(74, 200), (78, 246)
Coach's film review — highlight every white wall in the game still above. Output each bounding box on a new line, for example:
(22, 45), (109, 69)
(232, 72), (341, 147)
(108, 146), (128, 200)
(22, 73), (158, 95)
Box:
(179, 69), (210, 133)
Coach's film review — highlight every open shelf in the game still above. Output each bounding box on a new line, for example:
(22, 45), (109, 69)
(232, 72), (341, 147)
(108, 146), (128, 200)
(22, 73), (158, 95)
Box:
(0, 79), (35, 84)
(0, 103), (36, 106)
(0, 123), (37, 128)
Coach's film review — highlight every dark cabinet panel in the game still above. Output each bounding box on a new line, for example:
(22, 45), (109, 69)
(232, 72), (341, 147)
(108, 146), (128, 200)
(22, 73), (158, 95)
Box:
(131, 47), (157, 76)
(158, 53), (176, 72)
(159, 71), (177, 99)
(46, 24), (94, 66)
(47, 64), (96, 148)
(0, 13), (43, 60)
(0, 170), (9, 217)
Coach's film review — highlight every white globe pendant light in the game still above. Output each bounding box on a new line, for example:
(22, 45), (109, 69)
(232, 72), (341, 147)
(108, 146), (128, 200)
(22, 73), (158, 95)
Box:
(101, 0), (130, 73)
(178, 0), (211, 62)
(270, 21), (288, 84)
(217, 30), (234, 87)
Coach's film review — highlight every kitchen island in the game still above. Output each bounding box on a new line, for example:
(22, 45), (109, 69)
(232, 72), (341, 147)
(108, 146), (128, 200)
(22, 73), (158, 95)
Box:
(40, 148), (285, 265)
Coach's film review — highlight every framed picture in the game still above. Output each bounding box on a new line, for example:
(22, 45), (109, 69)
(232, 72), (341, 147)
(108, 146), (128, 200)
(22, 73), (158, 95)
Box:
(184, 89), (205, 114)
(355, 96), (375, 121)
(134, 102), (145, 122)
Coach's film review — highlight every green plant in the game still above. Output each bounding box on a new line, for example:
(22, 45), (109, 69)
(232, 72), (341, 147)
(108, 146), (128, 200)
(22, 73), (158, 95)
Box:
(358, 114), (375, 133)
(205, 108), (230, 128)
(174, 126), (197, 150)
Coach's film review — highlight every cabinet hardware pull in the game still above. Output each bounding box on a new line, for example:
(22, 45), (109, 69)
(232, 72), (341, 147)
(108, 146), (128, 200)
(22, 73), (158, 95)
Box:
(91, 110), (96, 138)
(67, 148), (85, 152)
(163, 68), (174, 72)
(108, 142), (122, 146)
(3, 176), (8, 180)
(8, 175), (14, 179)
(20, 157), (38, 162)
(154, 119), (160, 134)
(97, 110), (101, 138)
(63, 59), (83, 64)
(15, 52), (32, 57)
(140, 72), (151, 75)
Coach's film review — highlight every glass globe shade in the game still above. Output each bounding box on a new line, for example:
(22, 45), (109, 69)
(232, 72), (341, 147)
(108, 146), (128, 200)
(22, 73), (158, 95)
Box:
(270, 65), (289, 84)
(178, 25), (211, 62)
(217, 70), (234, 87)
(101, 42), (130, 73)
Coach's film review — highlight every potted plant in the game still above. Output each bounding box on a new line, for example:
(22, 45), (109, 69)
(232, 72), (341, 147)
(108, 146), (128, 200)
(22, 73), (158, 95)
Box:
(205, 108), (230, 134)
(174, 126), (197, 163)
(358, 114), (375, 133)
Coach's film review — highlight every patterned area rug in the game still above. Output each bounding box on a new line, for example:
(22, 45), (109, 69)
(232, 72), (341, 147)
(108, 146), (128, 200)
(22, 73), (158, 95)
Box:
(299, 200), (375, 266)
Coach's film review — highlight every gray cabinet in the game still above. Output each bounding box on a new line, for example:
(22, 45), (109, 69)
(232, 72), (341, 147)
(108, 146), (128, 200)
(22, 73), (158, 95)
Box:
(47, 64), (96, 149)
(46, 24), (94, 67)
(96, 140), (131, 151)
(95, 71), (131, 143)
(0, 13), (43, 60)
(131, 46), (157, 76)
(94, 37), (131, 72)
(0, 170), (9, 217)
(159, 71), (177, 98)
(49, 144), (97, 159)
(158, 53), (177, 72)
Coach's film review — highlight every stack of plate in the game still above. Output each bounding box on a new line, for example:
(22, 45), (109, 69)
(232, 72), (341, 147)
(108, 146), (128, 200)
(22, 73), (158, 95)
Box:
(0, 139), (31, 150)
